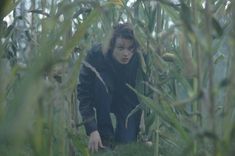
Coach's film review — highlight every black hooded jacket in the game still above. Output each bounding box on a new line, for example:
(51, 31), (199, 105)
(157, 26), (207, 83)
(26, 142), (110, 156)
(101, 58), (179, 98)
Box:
(77, 44), (140, 135)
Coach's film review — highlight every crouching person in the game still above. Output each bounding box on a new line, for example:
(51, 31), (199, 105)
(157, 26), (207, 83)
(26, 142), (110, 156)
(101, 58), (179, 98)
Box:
(77, 22), (145, 152)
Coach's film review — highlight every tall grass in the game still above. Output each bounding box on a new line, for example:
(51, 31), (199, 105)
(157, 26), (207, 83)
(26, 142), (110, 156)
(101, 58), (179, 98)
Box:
(124, 0), (235, 156)
(0, 0), (107, 156)
(1, 0), (235, 156)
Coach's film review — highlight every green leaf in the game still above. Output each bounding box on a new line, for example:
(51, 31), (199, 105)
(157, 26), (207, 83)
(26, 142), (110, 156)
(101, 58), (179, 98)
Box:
(68, 132), (90, 156)
(1, 0), (21, 19)
(139, 51), (147, 74)
(214, 53), (225, 64)
(63, 6), (102, 59)
(212, 17), (223, 37)
(28, 9), (50, 17)
(148, 6), (157, 33)
(127, 84), (190, 142)
(125, 105), (141, 128)
(160, 2), (179, 23)
(180, 2), (192, 32)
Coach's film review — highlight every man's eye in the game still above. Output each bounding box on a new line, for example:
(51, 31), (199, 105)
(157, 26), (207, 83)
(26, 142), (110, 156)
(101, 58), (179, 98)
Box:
(128, 47), (134, 51)
(117, 47), (124, 50)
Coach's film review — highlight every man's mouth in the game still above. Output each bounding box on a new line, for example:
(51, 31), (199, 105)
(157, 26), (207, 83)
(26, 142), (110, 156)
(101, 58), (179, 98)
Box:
(122, 58), (129, 62)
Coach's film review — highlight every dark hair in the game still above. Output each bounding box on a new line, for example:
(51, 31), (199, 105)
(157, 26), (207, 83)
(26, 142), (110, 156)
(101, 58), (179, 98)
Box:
(105, 22), (139, 55)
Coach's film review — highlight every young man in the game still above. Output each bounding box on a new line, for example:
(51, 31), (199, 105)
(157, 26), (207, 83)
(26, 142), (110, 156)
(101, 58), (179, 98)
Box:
(77, 22), (142, 152)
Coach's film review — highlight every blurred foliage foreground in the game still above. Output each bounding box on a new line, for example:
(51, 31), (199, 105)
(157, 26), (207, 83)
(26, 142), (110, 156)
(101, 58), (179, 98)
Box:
(0, 0), (235, 156)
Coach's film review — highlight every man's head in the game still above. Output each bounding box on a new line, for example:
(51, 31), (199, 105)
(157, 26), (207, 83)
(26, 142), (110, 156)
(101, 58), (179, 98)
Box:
(107, 23), (139, 64)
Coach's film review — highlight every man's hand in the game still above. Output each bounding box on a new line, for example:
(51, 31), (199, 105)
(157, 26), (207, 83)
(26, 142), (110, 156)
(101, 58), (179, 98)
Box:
(88, 130), (104, 152)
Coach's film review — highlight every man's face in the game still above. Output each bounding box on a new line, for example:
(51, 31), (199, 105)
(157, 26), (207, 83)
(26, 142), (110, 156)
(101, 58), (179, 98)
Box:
(112, 37), (135, 64)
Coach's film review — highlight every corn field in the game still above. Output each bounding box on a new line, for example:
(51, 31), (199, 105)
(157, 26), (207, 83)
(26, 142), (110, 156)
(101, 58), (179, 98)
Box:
(0, 0), (234, 156)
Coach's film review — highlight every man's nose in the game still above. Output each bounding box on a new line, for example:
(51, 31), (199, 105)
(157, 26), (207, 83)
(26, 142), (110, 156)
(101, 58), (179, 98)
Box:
(123, 49), (131, 56)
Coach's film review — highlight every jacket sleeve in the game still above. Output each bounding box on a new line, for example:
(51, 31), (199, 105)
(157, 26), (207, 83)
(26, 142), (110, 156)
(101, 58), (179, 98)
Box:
(77, 53), (97, 135)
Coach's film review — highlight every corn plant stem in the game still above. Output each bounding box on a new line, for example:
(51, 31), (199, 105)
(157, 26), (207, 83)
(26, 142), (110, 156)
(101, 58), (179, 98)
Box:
(191, 0), (201, 124)
(152, 91), (160, 156)
(153, 3), (163, 156)
(222, 14), (234, 145)
(205, 0), (216, 156)
(192, 0), (201, 155)
(223, 0), (235, 143)
(62, 103), (67, 156)
(191, 1), (197, 155)
(205, 0), (214, 131)
(47, 90), (53, 156)
(41, 0), (46, 10)
(156, 1), (162, 43)
(223, 40), (235, 141)
(192, 78), (198, 156)
(31, 0), (35, 42)
(154, 116), (160, 156)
